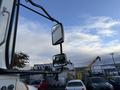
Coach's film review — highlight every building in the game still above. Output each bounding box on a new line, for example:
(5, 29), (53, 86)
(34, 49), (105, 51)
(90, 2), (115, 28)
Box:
(75, 67), (88, 80)
(30, 62), (75, 86)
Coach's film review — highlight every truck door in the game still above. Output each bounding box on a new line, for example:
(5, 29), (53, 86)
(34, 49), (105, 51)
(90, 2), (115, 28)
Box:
(0, 0), (16, 69)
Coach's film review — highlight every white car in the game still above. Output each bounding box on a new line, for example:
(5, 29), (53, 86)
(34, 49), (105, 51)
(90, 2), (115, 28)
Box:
(65, 80), (86, 90)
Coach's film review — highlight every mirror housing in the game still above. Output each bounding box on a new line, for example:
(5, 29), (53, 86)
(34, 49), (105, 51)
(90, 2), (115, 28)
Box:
(51, 23), (64, 45)
(53, 53), (67, 67)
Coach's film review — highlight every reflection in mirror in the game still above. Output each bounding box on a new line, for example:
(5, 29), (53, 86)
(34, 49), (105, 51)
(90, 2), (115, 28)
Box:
(53, 53), (67, 67)
(52, 23), (64, 45)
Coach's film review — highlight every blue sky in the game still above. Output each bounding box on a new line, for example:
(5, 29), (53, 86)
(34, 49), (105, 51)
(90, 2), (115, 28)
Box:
(16, 0), (120, 67)
(20, 0), (120, 26)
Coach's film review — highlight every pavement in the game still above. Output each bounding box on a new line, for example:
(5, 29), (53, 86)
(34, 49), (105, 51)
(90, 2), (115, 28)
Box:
(48, 87), (65, 90)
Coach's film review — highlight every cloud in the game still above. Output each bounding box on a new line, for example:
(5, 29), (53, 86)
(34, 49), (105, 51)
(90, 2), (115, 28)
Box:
(16, 17), (60, 66)
(16, 16), (120, 67)
(97, 29), (115, 37)
(85, 16), (120, 29)
(63, 16), (120, 67)
(82, 16), (120, 37)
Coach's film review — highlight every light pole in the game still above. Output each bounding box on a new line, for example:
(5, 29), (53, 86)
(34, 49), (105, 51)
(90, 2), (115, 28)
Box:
(110, 53), (116, 66)
(110, 53), (119, 75)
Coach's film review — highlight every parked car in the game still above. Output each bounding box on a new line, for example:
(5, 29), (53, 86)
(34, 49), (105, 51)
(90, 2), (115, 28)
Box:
(30, 80), (41, 89)
(108, 76), (120, 90)
(85, 76), (113, 90)
(65, 80), (86, 90)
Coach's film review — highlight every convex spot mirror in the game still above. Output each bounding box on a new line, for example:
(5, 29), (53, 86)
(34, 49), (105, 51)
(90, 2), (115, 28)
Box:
(53, 53), (67, 67)
(51, 23), (64, 45)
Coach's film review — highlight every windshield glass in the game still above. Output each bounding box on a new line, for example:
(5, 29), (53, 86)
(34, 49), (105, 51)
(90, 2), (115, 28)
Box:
(1, 0), (120, 90)
(67, 82), (83, 87)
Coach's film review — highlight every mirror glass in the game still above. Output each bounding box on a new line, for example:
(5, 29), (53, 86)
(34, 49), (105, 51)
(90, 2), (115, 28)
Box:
(53, 53), (67, 67)
(51, 23), (64, 45)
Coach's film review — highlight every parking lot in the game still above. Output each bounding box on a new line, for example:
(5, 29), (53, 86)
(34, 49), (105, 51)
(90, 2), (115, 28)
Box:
(48, 87), (65, 90)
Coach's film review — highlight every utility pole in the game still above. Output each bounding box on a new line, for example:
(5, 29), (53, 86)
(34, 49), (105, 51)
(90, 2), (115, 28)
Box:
(110, 53), (116, 66)
(110, 53), (119, 75)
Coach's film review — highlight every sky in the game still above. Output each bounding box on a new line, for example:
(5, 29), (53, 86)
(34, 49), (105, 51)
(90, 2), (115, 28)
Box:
(15, 0), (120, 67)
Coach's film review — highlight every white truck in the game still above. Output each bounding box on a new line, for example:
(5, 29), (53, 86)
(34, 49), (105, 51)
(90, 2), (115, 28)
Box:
(0, 0), (66, 90)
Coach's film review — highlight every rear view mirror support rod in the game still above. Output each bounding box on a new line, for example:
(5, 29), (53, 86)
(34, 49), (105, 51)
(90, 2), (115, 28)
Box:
(60, 43), (63, 54)
(27, 0), (57, 22)
(21, 0), (60, 24)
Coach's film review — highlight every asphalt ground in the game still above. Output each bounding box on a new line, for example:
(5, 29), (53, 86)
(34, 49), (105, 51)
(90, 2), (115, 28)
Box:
(48, 87), (65, 90)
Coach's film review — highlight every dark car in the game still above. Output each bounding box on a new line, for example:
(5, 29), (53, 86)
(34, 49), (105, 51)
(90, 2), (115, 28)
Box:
(30, 80), (41, 89)
(85, 76), (113, 90)
(108, 76), (120, 90)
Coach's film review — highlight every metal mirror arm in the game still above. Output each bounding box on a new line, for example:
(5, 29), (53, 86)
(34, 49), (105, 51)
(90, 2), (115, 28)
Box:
(19, 3), (49, 20)
(26, 0), (60, 24)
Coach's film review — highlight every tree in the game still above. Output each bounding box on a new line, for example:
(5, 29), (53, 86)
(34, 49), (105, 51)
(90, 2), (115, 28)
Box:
(12, 52), (29, 68)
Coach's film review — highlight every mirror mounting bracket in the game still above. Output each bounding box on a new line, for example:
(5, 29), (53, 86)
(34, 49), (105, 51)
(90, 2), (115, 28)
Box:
(60, 43), (63, 54)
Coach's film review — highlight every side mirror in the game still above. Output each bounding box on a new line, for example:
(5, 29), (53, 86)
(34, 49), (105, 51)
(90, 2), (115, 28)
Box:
(53, 53), (67, 67)
(51, 23), (64, 45)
